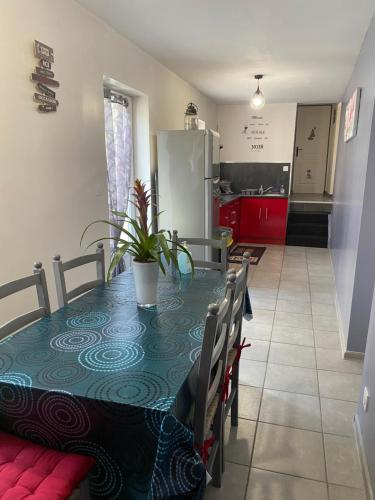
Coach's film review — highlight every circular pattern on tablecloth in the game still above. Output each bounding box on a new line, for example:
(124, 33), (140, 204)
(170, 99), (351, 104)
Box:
(66, 311), (110, 329)
(0, 373), (33, 417)
(189, 346), (201, 363)
(37, 391), (91, 438)
(188, 320), (205, 342)
(13, 419), (62, 449)
(102, 321), (146, 340)
(15, 348), (58, 367)
(213, 285), (225, 298)
(150, 310), (202, 334)
(143, 334), (191, 361)
(0, 353), (12, 374)
(63, 440), (123, 499)
(141, 296), (184, 313)
(166, 362), (194, 387)
(86, 371), (170, 406)
(36, 363), (89, 388)
(50, 330), (101, 352)
(145, 397), (175, 437)
(78, 341), (144, 372)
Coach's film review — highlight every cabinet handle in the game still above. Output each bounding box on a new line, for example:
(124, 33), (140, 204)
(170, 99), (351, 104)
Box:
(266, 208), (268, 220)
(259, 208), (261, 220)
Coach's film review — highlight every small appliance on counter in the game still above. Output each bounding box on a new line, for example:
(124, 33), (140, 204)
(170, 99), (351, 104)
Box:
(219, 179), (234, 194)
(241, 188), (258, 196)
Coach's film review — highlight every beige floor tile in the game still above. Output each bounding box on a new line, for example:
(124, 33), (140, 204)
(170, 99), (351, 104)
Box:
(274, 311), (313, 329)
(243, 322), (272, 341)
(309, 275), (335, 286)
(272, 325), (314, 347)
(328, 484), (366, 500)
(321, 398), (356, 437)
(312, 303), (337, 316)
(251, 297), (276, 311)
(277, 290), (311, 303)
(318, 370), (362, 402)
(324, 434), (364, 489)
(265, 363), (318, 396)
(313, 315), (339, 332)
(250, 287), (278, 299)
(224, 418), (256, 466)
(251, 309), (275, 325)
(316, 348), (363, 374)
(237, 385), (262, 421)
(260, 389), (321, 431)
(252, 423), (326, 481)
(310, 283), (335, 294)
(269, 342), (316, 369)
(314, 331), (341, 350)
(310, 291), (335, 305)
(280, 270), (309, 282)
(239, 359), (267, 387)
(246, 468), (328, 500)
(279, 280), (310, 294)
(204, 461), (249, 500)
(276, 299), (312, 314)
(251, 277), (281, 289)
(242, 338), (270, 362)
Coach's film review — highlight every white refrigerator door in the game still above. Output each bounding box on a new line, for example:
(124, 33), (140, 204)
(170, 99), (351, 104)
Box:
(157, 130), (206, 240)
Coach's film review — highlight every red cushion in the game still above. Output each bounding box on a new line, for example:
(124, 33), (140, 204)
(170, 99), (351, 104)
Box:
(0, 431), (94, 500)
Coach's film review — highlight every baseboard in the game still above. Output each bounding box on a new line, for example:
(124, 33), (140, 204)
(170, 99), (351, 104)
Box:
(353, 415), (374, 500)
(329, 250), (365, 360)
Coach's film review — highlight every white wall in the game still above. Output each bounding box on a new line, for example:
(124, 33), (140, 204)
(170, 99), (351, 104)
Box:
(0, 0), (217, 322)
(218, 103), (297, 163)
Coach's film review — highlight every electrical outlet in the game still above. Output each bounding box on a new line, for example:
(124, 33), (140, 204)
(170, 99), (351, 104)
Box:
(363, 386), (370, 412)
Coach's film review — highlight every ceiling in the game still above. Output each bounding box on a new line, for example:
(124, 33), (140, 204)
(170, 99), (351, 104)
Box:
(77, 0), (375, 104)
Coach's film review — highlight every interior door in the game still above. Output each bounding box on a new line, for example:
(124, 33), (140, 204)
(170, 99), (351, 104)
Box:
(292, 105), (332, 194)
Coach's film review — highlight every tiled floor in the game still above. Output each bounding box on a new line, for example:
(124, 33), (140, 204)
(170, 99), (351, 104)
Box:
(205, 245), (366, 500)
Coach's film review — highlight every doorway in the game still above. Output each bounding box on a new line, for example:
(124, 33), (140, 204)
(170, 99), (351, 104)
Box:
(292, 105), (332, 194)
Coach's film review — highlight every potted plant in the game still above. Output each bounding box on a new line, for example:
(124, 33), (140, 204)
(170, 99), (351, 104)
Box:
(81, 179), (193, 307)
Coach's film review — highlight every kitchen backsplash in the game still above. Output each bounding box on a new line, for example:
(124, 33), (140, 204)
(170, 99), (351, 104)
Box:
(220, 162), (291, 194)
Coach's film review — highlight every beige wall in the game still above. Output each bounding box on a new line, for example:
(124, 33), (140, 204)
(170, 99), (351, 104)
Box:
(218, 103), (297, 163)
(0, 0), (217, 321)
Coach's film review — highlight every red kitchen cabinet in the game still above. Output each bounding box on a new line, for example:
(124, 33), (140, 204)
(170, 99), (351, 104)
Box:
(239, 197), (288, 244)
(219, 199), (241, 243)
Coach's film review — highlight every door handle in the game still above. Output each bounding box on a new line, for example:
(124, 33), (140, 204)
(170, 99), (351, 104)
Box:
(259, 208), (261, 220)
(296, 146), (303, 157)
(266, 208), (268, 220)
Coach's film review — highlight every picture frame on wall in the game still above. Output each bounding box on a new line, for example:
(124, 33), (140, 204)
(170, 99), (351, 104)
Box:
(344, 87), (361, 142)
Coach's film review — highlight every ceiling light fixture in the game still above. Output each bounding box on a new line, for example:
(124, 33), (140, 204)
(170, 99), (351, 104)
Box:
(250, 74), (265, 110)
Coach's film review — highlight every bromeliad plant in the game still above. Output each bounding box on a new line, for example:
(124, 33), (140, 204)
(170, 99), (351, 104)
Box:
(81, 179), (194, 282)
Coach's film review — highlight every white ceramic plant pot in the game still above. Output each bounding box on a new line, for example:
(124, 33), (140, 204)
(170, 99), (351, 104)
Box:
(133, 260), (159, 308)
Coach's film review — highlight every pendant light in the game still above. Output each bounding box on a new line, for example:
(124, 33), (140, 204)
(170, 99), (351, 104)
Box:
(250, 74), (265, 110)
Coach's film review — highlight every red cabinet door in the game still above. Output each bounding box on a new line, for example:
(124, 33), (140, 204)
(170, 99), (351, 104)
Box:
(219, 204), (231, 228)
(239, 198), (263, 240)
(262, 198), (288, 241)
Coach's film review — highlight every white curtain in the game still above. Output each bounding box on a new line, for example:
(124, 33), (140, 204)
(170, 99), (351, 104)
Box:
(104, 91), (134, 275)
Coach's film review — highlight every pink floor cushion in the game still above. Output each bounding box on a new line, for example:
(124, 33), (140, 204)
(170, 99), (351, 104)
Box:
(0, 431), (94, 499)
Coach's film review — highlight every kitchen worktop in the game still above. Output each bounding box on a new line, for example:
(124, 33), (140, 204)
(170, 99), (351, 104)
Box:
(219, 193), (289, 207)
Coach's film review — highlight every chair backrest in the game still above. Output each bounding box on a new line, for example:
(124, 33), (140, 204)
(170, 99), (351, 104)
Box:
(0, 262), (51, 339)
(172, 230), (228, 272)
(227, 252), (251, 351)
(193, 285), (234, 445)
(53, 243), (105, 308)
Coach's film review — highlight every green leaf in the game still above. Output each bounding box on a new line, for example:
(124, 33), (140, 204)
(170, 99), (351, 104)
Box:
(107, 242), (131, 283)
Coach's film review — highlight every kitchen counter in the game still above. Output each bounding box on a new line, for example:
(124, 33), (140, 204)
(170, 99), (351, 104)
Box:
(219, 193), (288, 207)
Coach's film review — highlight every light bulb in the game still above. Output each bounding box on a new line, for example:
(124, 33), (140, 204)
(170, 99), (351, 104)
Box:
(250, 89), (265, 110)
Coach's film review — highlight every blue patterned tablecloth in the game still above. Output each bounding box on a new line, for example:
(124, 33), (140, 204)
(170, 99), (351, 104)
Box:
(0, 269), (228, 499)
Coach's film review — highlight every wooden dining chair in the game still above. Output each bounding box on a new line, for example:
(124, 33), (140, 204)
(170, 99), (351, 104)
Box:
(0, 262), (51, 339)
(53, 243), (105, 308)
(172, 230), (228, 271)
(223, 252), (251, 425)
(192, 283), (234, 487)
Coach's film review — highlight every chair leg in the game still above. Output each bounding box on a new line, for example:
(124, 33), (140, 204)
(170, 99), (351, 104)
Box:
(231, 362), (239, 427)
(211, 404), (223, 488)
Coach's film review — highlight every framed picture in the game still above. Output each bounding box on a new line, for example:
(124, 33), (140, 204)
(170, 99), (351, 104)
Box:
(344, 87), (361, 142)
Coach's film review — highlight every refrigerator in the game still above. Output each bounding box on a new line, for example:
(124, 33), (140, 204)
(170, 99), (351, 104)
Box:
(156, 129), (221, 260)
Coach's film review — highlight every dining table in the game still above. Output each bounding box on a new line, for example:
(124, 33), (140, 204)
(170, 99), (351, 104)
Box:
(0, 267), (240, 500)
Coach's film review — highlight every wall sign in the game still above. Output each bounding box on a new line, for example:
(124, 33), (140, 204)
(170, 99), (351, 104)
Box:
(31, 40), (59, 112)
(344, 88), (361, 142)
(241, 114), (270, 152)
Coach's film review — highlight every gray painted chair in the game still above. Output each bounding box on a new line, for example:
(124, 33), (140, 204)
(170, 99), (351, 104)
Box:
(192, 282), (235, 487)
(172, 230), (228, 272)
(53, 243), (105, 308)
(0, 262), (51, 339)
(223, 252), (251, 426)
